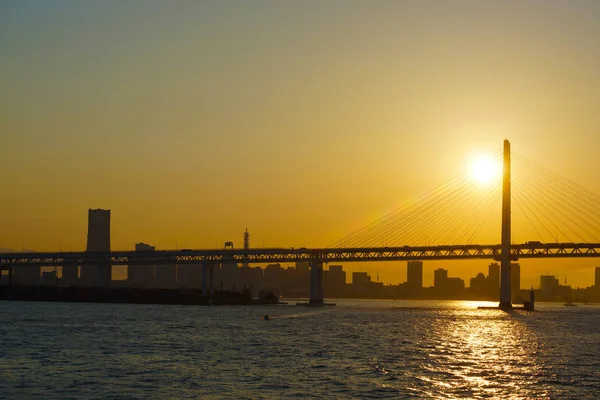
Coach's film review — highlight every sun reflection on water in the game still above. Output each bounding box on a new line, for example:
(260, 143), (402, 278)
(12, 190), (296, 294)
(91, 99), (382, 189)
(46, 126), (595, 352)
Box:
(411, 308), (544, 398)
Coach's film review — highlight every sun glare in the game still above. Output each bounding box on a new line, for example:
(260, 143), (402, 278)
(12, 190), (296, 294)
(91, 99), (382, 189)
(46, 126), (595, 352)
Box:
(468, 154), (501, 185)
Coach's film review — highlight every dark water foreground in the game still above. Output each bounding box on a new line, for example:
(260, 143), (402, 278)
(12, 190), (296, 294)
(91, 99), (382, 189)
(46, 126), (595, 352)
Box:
(1, 300), (599, 399)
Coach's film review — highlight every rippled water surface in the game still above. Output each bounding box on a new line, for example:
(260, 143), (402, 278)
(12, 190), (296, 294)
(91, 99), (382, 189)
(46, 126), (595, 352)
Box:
(1, 300), (599, 399)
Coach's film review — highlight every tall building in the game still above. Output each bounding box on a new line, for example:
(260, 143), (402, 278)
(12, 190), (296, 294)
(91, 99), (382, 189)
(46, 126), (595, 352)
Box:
(488, 263), (499, 289)
(407, 261), (423, 289)
(595, 266), (600, 289)
(81, 209), (111, 287)
(328, 265), (346, 286)
(129, 243), (155, 288)
(434, 268), (448, 288)
(511, 263), (521, 298)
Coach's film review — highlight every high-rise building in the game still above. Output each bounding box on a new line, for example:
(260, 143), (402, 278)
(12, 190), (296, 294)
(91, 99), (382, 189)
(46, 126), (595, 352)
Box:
(511, 263), (521, 298)
(434, 268), (448, 288)
(407, 261), (423, 290)
(595, 266), (600, 289)
(328, 265), (346, 287)
(129, 243), (155, 288)
(82, 209), (111, 287)
(488, 263), (500, 289)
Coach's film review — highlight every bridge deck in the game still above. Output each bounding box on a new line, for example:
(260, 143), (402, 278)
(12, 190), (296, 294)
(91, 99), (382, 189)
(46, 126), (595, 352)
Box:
(1, 243), (599, 267)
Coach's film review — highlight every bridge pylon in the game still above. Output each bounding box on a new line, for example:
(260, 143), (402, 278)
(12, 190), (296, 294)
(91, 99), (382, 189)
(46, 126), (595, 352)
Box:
(499, 139), (513, 309)
(309, 262), (324, 305)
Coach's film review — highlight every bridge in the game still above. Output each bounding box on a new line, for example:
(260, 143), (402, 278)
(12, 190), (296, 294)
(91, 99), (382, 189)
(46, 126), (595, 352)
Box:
(2, 140), (599, 307)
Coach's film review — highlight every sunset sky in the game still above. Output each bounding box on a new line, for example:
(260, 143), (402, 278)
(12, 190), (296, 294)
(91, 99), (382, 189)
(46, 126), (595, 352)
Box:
(2, 1), (600, 288)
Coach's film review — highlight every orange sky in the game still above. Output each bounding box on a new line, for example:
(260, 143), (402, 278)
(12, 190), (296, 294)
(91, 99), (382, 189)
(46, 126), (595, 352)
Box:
(2, 1), (600, 288)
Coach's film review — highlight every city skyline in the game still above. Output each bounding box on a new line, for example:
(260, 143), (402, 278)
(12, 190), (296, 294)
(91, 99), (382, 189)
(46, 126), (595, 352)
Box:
(2, 1), (600, 288)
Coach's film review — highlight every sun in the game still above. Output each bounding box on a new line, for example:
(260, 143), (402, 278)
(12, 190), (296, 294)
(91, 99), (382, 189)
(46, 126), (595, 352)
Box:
(468, 154), (501, 185)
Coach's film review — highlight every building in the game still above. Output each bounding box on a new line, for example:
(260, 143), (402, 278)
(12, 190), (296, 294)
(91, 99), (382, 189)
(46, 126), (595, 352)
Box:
(407, 261), (423, 289)
(406, 261), (423, 297)
(434, 268), (464, 298)
(264, 264), (285, 290)
(129, 243), (155, 288)
(511, 263), (521, 299)
(487, 262), (500, 295)
(219, 256), (240, 292)
(352, 271), (371, 286)
(434, 268), (448, 288)
(596, 266), (600, 289)
(540, 275), (559, 291)
(81, 209), (111, 287)
(328, 265), (346, 286)
(469, 272), (488, 298)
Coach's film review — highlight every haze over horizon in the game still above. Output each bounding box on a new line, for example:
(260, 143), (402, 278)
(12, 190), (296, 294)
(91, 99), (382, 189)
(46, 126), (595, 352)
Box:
(2, 1), (600, 288)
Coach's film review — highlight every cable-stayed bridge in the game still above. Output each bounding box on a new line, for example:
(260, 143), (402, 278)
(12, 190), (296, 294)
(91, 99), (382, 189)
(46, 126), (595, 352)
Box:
(2, 140), (600, 307)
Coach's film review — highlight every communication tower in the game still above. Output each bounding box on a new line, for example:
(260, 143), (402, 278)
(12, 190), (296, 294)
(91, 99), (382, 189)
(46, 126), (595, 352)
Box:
(243, 228), (250, 268)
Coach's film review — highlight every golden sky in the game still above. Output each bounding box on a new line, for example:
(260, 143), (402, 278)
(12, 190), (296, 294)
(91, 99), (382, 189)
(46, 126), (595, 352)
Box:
(2, 1), (600, 288)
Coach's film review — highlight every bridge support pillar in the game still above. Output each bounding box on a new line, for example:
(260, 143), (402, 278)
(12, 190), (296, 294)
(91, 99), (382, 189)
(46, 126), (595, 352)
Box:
(202, 263), (215, 297)
(499, 139), (513, 309)
(309, 262), (324, 305)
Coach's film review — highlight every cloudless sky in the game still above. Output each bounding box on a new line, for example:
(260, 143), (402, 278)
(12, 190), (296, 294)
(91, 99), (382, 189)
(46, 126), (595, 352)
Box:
(2, 1), (600, 287)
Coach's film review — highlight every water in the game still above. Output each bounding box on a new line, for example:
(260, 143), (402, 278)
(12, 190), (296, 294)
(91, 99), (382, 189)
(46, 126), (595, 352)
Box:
(1, 300), (599, 399)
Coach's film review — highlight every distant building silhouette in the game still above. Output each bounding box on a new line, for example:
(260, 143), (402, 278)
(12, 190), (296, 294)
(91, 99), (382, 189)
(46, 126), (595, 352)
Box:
(434, 268), (464, 298)
(540, 275), (559, 291)
(352, 271), (371, 286)
(434, 268), (448, 288)
(487, 262), (499, 297)
(326, 265), (346, 294)
(511, 263), (520, 299)
(264, 264), (284, 289)
(129, 243), (155, 288)
(595, 266), (600, 290)
(406, 261), (423, 297)
(82, 209), (111, 287)
(469, 272), (488, 298)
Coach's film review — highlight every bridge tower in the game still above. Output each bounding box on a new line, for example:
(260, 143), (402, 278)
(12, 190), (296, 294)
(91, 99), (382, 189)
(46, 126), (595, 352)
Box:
(309, 262), (324, 305)
(499, 139), (513, 309)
